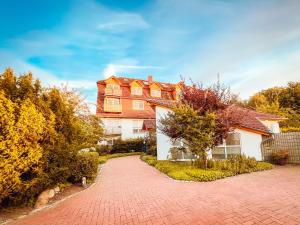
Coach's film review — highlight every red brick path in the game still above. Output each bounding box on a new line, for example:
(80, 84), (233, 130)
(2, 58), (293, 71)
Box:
(11, 156), (300, 225)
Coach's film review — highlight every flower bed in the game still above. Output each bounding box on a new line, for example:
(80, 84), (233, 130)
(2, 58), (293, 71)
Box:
(141, 155), (273, 182)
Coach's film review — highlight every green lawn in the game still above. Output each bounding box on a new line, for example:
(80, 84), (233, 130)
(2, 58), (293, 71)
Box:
(141, 155), (273, 182)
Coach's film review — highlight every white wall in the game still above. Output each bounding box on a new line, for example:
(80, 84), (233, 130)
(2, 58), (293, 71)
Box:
(237, 128), (263, 161)
(156, 106), (173, 160)
(101, 118), (146, 140)
(258, 120), (280, 133)
(121, 119), (146, 139)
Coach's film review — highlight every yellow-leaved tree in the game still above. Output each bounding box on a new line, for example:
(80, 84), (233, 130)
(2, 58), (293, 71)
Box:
(0, 92), (46, 204)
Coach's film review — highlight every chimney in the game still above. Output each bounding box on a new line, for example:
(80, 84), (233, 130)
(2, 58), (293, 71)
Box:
(148, 74), (153, 83)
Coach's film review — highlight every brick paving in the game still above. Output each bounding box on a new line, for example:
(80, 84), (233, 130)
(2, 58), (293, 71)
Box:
(11, 156), (300, 225)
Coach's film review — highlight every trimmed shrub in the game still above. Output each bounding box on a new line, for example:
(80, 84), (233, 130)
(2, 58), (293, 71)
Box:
(110, 138), (144, 153)
(69, 152), (99, 183)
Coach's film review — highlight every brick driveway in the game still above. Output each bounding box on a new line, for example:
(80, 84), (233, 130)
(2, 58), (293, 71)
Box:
(12, 156), (300, 225)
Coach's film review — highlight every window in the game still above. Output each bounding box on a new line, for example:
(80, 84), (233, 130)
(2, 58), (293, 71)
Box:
(133, 100), (144, 110)
(133, 119), (144, 133)
(107, 84), (120, 90)
(105, 98), (120, 105)
(151, 89), (161, 97)
(212, 132), (241, 159)
(131, 87), (142, 95)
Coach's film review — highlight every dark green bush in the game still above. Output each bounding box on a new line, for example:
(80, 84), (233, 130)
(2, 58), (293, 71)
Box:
(96, 145), (112, 155)
(99, 152), (142, 164)
(69, 152), (99, 183)
(110, 138), (144, 153)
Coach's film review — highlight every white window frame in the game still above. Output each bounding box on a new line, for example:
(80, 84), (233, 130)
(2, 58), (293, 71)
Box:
(105, 98), (120, 106)
(212, 132), (241, 159)
(132, 100), (144, 110)
(133, 119), (144, 133)
(131, 87), (143, 95)
(107, 83), (120, 90)
(151, 89), (161, 97)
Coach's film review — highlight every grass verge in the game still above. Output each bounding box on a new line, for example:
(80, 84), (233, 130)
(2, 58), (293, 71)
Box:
(141, 155), (273, 182)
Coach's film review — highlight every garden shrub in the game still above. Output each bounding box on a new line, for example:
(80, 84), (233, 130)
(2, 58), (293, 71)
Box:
(96, 145), (112, 155)
(99, 152), (142, 164)
(140, 154), (273, 182)
(69, 152), (99, 183)
(110, 138), (144, 153)
(271, 150), (289, 165)
(0, 68), (103, 206)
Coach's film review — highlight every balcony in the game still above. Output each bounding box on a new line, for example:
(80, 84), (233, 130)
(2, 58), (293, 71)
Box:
(105, 127), (122, 135)
(104, 104), (122, 112)
(105, 88), (122, 96)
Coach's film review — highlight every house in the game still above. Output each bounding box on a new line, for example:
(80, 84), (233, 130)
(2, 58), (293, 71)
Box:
(147, 99), (282, 161)
(96, 75), (182, 141)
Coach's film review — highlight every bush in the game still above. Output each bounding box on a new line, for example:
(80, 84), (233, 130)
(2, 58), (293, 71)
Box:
(110, 138), (144, 153)
(99, 152), (142, 164)
(69, 152), (99, 183)
(271, 150), (289, 165)
(96, 145), (112, 155)
(140, 154), (273, 182)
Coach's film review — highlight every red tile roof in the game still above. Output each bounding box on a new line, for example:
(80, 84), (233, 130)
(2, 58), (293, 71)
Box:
(228, 105), (283, 135)
(147, 101), (283, 135)
(97, 76), (180, 91)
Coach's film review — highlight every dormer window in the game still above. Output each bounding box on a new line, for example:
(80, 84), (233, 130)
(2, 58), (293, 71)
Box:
(150, 83), (161, 97)
(151, 89), (161, 97)
(130, 80), (144, 96)
(131, 87), (143, 95)
(107, 84), (120, 90)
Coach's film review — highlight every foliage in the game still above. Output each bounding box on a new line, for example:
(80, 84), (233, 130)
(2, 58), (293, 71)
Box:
(145, 130), (157, 156)
(110, 138), (144, 153)
(247, 82), (300, 132)
(96, 145), (112, 155)
(160, 104), (217, 168)
(141, 155), (273, 182)
(99, 152), (142, 164)
(69, 152), (99, 183)
(271, 150), (289, 165)
(159, 80), (243, 168)
(0, 68), (103, 206)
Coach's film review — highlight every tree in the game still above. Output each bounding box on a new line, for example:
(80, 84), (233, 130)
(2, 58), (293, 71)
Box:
(180, 79), (241, 146)
(160, 104), (216, 168)
(0, 94), (46, 204)
(247, 82), (300, 132)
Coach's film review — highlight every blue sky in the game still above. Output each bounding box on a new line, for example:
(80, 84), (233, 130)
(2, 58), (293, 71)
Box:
(0, 0), (299, 111)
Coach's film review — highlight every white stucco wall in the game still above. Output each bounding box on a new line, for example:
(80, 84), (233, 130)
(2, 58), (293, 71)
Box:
(258, 120), (280, 133)
(101, 118), (147, 140)
(236, 128), (263, 161)
(121, 119), (146, 140)
(156, 106), (174, 160)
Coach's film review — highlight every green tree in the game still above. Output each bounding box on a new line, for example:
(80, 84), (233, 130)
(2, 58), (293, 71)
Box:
(247, 82), (300, 132)
(160, 104), (216, 168)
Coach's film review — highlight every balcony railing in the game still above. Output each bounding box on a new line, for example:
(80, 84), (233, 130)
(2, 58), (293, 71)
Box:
(105, 127), (122, 135)
(104, 104), (122, 112)
(105, 88), (122, 96)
